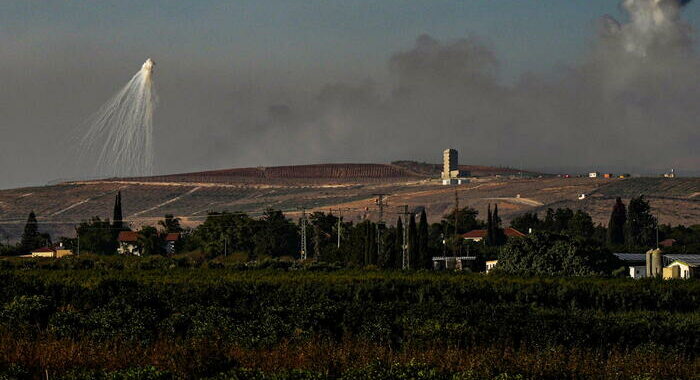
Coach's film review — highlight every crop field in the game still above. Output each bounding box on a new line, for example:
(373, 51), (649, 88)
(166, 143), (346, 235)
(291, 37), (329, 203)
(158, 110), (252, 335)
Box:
(0, 257), (697, 379)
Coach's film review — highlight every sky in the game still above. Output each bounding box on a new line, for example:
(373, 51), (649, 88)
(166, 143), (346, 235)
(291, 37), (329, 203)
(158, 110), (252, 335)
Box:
(0, 0), (699, 188)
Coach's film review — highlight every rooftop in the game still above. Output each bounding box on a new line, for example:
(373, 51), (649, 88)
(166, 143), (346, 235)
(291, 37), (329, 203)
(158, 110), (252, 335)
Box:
(31, 247), (54, 253)
(463, 228), (525, 239)
(117, 231), (140, 242)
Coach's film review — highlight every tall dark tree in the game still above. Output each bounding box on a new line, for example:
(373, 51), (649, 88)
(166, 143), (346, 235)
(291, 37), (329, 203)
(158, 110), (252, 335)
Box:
(625, 196), (657, 248)
(492, 204), (506, 246)
(510, 212), (541, 234)
(395, 217), (404, 268)
(346, 220), (370, 266)
(552, 208), (574, 233)
(408, 213), (418, 267)
(113, 191), (124, 230)
(568, 210), (595, 239)
(442, 206), (483, 235)
(607, 197), (627, 246)
(253, 209), (299, 258)
(20, 211), (45, 252)
(363, 220), (377, 265)
(76, 217), (117, 254)
(158, 214), (183, 233)
(543, 208), (556, 231)
(378, 226), (397, 269)
(309, 212), (338, 261)
(418, 209), (431, 269)
(486, 204), (494, 245)
(137, 226), (162, 256)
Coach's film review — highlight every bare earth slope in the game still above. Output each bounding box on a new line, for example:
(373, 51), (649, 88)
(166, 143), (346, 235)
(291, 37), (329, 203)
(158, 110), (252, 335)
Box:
(0, 163), (698, 240)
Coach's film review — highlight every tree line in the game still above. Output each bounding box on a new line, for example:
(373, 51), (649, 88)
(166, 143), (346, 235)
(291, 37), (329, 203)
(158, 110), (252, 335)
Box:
(2, 193), (698, 274)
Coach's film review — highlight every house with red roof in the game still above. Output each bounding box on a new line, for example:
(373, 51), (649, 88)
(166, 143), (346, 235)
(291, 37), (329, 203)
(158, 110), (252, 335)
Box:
(462, 227), (526, 243)
(163, 233), (180, 255)
(117, 231), (142, 256)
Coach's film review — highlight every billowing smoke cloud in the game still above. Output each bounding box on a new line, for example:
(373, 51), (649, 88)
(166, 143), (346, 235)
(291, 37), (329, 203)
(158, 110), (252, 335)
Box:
(602, 0), (693, 56)
(232, 0), (699, 175)
(0, 0), (698, 189)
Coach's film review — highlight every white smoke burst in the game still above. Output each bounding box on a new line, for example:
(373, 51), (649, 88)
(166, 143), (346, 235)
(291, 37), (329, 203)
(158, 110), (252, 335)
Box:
(78, 59), (157, 178)
(604, 0), (691, 57)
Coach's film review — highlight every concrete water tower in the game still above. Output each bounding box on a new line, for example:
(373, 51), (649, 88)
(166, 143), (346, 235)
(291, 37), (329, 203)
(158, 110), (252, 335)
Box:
(442, 148), (469, 185)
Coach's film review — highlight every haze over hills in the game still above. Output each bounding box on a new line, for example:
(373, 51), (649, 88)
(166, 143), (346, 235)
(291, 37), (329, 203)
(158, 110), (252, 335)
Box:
(0, 162), (697, 242)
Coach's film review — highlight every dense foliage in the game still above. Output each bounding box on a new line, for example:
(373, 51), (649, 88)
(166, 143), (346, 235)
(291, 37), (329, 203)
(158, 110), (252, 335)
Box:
(0, 263), (696, 378)
(497, 233), (621, 276)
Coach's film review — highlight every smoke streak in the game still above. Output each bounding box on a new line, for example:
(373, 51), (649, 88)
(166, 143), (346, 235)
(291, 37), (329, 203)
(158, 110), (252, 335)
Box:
(77, 59), (157, 178)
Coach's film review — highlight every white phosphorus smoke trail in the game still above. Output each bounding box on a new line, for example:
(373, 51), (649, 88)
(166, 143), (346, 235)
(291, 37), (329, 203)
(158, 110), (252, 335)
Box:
(79, 59), (157, 178)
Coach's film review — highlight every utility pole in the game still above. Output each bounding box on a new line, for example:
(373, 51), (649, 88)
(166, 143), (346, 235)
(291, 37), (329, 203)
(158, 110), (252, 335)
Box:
(330, 208), (351, 248)
(373, 194), (389, 262)
(299, 207), (308, 260)
(398, 205), (411, 270)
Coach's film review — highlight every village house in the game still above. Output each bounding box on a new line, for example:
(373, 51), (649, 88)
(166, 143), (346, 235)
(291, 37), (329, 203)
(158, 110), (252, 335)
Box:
(613, 253), (647, 279)
(663, 258), (699, 279)
(659, 238), (676, 248)
(163, 233), (180, 255)
(29, 243), (73, 258)
(462, 227), (526, 243)
(615, 252), (699, 279)
(117, 231), (142, 256)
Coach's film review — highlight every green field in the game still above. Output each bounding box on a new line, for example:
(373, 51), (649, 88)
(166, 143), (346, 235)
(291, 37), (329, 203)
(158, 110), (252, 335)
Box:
(0, 255), (698, 379)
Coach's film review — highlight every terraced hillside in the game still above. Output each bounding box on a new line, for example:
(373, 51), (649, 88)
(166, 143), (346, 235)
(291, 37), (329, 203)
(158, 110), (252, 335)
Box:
(0, 164), (698, 242)
(119, 163), (424, 185)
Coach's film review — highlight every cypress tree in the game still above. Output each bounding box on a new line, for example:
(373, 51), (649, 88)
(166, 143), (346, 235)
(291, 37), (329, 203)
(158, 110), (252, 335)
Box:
(378, 226), (395, 269)
(408, 213), (418, 268)
(113, 191), (124, 230)
(20, 211), (43, 252)
(607, 197), (627, 246)
(493, 203), (505, 245)
(395, 217), (404, 268)
(486, 204), (494, 246)
(418, 209), (430, 269)
(625, 195), (656, 248)
(364, 221), (373, 265)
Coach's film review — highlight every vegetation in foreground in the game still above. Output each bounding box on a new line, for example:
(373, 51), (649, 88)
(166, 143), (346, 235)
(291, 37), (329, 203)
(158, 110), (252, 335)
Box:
(0, 264), (697, 379)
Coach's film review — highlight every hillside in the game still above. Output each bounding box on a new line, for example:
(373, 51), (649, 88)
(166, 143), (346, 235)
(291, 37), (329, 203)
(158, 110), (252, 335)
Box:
(0, 163), (698, 241)
(119, 163), (424, 185)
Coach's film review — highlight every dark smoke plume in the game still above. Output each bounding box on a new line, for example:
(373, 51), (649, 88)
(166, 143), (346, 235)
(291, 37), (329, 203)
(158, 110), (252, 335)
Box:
(0, 0), (698, 189)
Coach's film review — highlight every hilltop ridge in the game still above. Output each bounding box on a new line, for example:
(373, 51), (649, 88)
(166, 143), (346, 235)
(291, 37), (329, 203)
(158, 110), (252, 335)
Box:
(0, 163), (697, 241)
